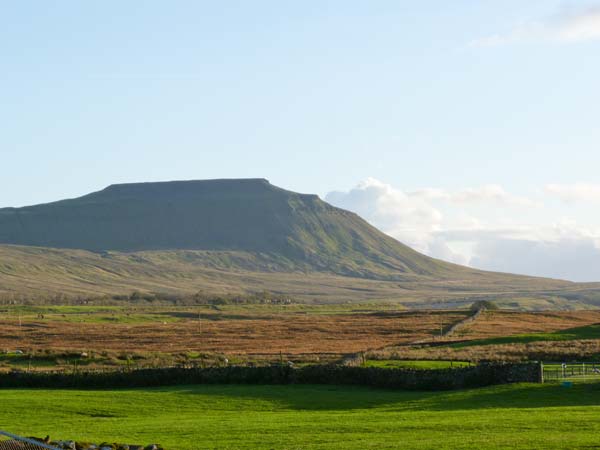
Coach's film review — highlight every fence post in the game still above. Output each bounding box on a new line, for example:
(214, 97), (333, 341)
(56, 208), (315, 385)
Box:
(539, 362), (544, 384)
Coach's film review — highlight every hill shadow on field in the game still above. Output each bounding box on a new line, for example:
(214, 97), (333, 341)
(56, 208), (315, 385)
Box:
(410, 382), (600, 412)
(173, 381), (600, 412)
(174, 384), (425, 411)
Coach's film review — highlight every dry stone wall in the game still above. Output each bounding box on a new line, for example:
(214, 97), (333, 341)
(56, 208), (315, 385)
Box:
(0, 362), (541, 391)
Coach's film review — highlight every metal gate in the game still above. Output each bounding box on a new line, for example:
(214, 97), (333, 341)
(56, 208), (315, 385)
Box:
(542, 362), (600, 383)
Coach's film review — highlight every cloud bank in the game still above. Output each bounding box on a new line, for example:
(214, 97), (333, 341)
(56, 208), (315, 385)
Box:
(326, 179), (600, 282)
(472, 6), (600, 46)
(326, 178), (443, 254)
(545, 183), (600, 203)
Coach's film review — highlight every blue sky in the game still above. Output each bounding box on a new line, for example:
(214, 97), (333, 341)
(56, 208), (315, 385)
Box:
(2, 1), (600, 280)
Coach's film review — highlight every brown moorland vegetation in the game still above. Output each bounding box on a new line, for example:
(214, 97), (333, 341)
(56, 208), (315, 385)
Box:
(0, 311), (467, 357)
(3, 308), (600, 367)
(442, 310), (600, 341)
(368, 339), (600, 362)
(371, 310), (600, 362)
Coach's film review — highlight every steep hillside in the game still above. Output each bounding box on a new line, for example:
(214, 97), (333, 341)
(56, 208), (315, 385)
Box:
(0, 178), (469, 280)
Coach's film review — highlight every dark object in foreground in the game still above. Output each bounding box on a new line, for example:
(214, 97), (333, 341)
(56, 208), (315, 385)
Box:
(0, 432), (162, 450)
(0, 363), (541, 391)
(0, 442), (162, 450)
(0, 441), (53, 450)
(0, 431), (57, 450)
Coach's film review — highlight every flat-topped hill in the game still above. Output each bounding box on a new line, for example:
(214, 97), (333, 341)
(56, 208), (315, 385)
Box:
(0, 178), (470, 280)
(1, 178), (597, 307)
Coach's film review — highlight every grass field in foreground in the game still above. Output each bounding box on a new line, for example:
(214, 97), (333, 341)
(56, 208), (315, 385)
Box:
(1, 383), (600, 449)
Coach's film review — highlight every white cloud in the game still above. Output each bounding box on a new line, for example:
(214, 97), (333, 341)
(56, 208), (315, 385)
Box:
(325, 178), (536, 259)
(326, 178), (600, 282)
(411, 184), (538, 207)
(545, 183), (600, 203)
(470, 237), (600, 281)
(427, 237), (470, 266)
(326, 178), (442, 253)
(472, 6), (600, 47)
(559, 7), (600, 41)
(438, 220), (600, 281)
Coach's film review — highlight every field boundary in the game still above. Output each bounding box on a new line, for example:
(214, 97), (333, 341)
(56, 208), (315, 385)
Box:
(0, 363), (541, 391)
(442, 306), (486, 338)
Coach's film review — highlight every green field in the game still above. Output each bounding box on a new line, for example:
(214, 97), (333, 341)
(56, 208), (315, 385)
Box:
(363, 360), (471, 369)
(2, 383), (600, 449)
(0, 302), (407, 323)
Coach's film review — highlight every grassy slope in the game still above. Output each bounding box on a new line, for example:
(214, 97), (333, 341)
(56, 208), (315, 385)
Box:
(2, 383), (600, 449)
(1, 244), (594, 307)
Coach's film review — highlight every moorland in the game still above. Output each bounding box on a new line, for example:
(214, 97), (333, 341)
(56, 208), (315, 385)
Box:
(2, 303), (600, 371)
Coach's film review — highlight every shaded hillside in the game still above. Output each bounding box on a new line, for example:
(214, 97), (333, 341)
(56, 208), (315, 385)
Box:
(0, 178), (469, 280)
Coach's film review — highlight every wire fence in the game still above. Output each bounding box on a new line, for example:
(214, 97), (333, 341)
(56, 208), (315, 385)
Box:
(542, 362), (600, 383)
(0, 431), (60, 450)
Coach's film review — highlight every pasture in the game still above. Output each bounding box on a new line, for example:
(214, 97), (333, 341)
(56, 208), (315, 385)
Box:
(362, 360), (471, 369)
(1, 383), (600, 449)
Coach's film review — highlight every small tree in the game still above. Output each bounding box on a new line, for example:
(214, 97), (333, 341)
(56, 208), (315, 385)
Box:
(470, 300), (498, 312)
